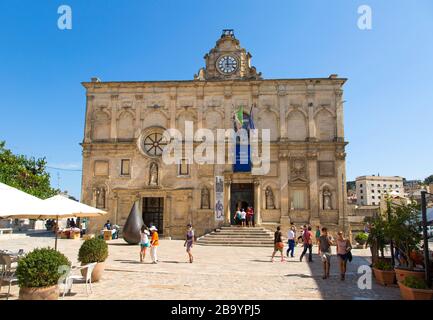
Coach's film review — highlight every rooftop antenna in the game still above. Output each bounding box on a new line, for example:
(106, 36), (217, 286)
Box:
(57, 172), (60, 190)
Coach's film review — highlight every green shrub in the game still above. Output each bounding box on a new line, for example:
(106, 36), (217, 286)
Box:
(373, 260), (393, 271)
(402, 275), (428, 289)
(355, 232), (368, 244)
(16, 248), (70, 288)
(78, 237), (108, 264)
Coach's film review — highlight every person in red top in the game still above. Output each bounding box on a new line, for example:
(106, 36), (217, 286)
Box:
(246, 206), (254, 227)
(299, 225), (313, 262)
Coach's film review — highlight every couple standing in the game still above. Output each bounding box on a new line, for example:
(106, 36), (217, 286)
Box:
(139, 225), (159, 264)
(318, 229), (353, 280)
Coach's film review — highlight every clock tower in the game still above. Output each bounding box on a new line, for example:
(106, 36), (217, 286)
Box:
(194, 29), (262, 81)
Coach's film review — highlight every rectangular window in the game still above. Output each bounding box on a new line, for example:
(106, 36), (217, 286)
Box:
(121, 159), (130, 176)
(378, 196), (381, 199)
(178, 159), (189, 176)
(372, 202), (376, 205)
(360, 184), (363, 187)
(372, 190), (375, 193)
(360, 196), (364, 199)
(378, 190), (381, 193)
(292, 190), (305, 210)
(360, 190), (363, 194)
(372, 196), (375, 199)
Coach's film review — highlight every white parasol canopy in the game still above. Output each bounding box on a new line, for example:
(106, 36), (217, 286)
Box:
(0, 183), (107, 219)
(0, 182), (54, 218)
(44, 195), (107, 218)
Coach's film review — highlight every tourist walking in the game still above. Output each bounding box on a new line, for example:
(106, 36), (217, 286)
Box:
(184, 224), (195, 263)
(271, 226), (285, 262)
(246, 206), (254, 227)
(286, 226), (296, 258)
(240, 208), (247, 227)
(149, 226), (159, 264)
(139, 225), (150, 263)
(318, 227), (333, 279)
(234, 207), (241, 226)
(299, 226), (313, 262)
(336, 231), (352, 280)
(297, 224), (306, 245)
(315, 226), (321, 253)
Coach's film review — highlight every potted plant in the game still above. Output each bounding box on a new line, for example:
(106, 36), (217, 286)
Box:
(387, 200), (425, 282)
(372, 260), (396, 286)
(366, 215), (388, 265)
(355, 232), (368, 248)
(398, 275), (433, 300)
(78, 237), (108, 282)
(16, 248), (70, 300)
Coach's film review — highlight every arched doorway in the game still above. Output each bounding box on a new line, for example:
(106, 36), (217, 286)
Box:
(230, 183), (254, 225)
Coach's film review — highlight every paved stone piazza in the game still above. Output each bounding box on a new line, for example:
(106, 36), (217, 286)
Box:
(1, 235), (400, 300)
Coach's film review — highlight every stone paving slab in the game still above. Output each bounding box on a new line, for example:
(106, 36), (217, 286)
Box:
(0, 236), (401, 300)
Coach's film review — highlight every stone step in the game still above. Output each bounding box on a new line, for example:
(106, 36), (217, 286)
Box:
(198, 240), (274, 245)
(219, 227), (267, 230)
(205, 234), (272, 239)
(197, 243), (274, 247)
(213, 231), (273, 236)
(196, 225), (275, 248)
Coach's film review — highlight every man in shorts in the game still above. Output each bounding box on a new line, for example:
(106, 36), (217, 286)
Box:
(318, 227), (333, 279)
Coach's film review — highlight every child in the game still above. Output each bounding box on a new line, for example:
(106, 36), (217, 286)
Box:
(149, 226), (159, 264)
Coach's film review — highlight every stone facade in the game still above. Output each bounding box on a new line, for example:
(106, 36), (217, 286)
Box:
(81, 30), (348, 238)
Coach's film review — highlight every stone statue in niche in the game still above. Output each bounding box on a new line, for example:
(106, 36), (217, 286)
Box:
(323, 187), (332, 210)
(201, 187), (210, 209)
(149, 163), (158, 186)
(95, 187), (106, 209)
(265, 187), (275, 209)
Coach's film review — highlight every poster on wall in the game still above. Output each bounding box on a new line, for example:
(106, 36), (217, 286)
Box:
(214, 176), (224, 221)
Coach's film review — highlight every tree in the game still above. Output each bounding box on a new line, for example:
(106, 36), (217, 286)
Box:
(0, 141), (59, 199)
(424, 175), (433, 185)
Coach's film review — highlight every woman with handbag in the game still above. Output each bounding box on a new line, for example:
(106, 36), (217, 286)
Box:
(336, 231), (352, 281)
(271, 226), (285, 262)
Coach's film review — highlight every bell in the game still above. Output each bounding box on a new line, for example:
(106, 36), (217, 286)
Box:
(122, 201), (143, 244)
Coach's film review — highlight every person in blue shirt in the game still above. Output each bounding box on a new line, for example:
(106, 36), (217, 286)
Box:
(104, 220), (112, 230)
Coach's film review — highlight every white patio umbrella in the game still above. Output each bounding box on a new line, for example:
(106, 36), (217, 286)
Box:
(0, 183), (107, 249)
(43, 195), (107, 249)
(0, 182), (52, 217)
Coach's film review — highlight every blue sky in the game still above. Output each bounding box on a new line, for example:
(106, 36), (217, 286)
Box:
(0, 0), (432, 199)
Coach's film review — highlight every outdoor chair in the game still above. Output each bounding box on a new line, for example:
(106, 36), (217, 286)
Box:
(0, 254), (19, 300)
(62, 262), (97, 298)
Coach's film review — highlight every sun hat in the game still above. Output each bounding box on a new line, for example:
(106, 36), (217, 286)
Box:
(149, 226), (158, 231)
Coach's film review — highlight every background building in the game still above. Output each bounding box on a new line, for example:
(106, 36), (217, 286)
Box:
(356, 175), (404, 206)
(81, 30), (348, 238)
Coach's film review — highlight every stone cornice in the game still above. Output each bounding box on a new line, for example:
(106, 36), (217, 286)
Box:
(81, 77), (347, 90)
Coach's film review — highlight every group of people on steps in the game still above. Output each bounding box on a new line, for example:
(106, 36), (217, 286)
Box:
(271, 224), (353, 280)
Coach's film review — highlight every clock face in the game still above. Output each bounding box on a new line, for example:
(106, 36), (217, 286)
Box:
(217, 55), (238, 74)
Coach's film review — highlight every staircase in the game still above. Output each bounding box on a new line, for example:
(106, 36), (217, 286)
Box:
(196, 226), (275, 247)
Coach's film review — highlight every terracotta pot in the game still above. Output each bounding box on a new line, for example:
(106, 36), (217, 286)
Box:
(398, 282), (433, 300)
(80, 261), (105, 282)
(373, 268), (396, 286)
(19, 285), (59, 300)
(394, 267), (425, 283)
